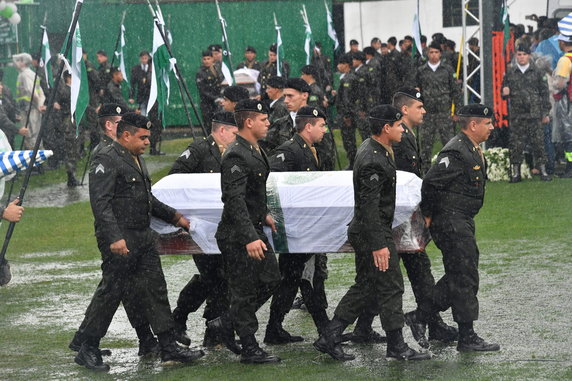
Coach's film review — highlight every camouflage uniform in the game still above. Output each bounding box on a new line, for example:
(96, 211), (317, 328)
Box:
(257, 61), (290, 94)
(196, 65), (222, 134)
(335, 71), (358, 166)
(502, 63), (551, 165)
(236, 59), (262, 72)
(308, 82), (336, 170)
(416, 62), (460, 173)
(55, 84), (80, 175)
(353, 64), (375, 141)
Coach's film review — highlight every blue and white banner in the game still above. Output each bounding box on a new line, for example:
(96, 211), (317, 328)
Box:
(0, 150), (53, 178)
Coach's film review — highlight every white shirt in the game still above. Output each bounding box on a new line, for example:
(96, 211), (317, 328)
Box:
(428, 61), (441, 72)
(142, 64), (148, 72)
(290, 111), (297, 125)
(517, 63), (530, 73)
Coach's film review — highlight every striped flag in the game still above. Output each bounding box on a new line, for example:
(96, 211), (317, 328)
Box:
(70, 23), (89, 130)
(557, 11), (572, 36)
(0, 150), (53, 178)
(40, 27), (53, 88)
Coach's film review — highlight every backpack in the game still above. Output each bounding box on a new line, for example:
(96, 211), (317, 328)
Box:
(553, 53), (572, 101)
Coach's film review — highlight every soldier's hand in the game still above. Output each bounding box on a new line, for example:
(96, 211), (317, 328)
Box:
(502, 87), (510, 96)
(128, 98), (135, 104)
(372, 248), (390, 272)
(264, 214), (277, 233)
(246, 239), (267, 260)
(17, 127), (29, 137)
(110, 239), (129, 256)
(39, 105), (47, 112)
(176, 216), (191, 232)
(2, 199), (23, 222)
(542, 115), (550, 124)
(424, 216), (432, 228)
(53, 102), (61, 111)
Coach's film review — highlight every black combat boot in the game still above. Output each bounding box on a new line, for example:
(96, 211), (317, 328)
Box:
(136, 325), (160, 357)
(313, 316), (355, 361)
(207, 313), (241, 354)
(240, 335), (281, 364)
(74, 342), (110, 372)
(404, 311), (429, 349)
(158, 330), (205, 365)
(264, 311), (303, 344)
(386, 329), (432, 361)
(311, 309), (330, 336)
(67, 171), (79, 187)
(539, 165), (552, 181)
(341, 313), (386, 343)
(69, 332), (112, 356)
(509, 164), (522, 183)
(428, 314), (458, 343)
(202, 325), (222, 347)
(457, 322), (500, 352)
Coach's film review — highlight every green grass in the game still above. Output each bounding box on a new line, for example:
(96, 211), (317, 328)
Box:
(0, 136), (571, 380)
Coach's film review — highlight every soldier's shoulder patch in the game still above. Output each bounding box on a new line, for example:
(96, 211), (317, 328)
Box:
(359, 78), (365, 82)
(439, 156), (450, 168)
(231, 164), (241, 173)
(343, 83), (350, 87)
(95, 163), (105, 174)
(309, 95), (318, 101)
(276, 153), (285, 162)
(180, 149), (191, 159)
(369, 173), (379, 181)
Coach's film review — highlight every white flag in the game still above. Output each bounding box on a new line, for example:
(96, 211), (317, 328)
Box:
(115, 24), (129, 84)
(325, 1), (339, 50)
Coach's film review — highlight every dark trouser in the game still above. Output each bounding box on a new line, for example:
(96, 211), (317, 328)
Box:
(269, 253), (328, 325)
(200, 102), (216, 135)
(339, 113), (368, 167)
(63, 116), (81, 173)
(420, 112), (455, 173)
(172, 254), (229, 326)
(509, 117), (547, 166)
(217, 232), (281, 337)
(81, 229), (175, 343)
(544, 122), (555, 173)
(399, 251), (436, 321)
(430, 216), (480, 323)
(148, 105), (163, 154)
(335, 233), (404, 332)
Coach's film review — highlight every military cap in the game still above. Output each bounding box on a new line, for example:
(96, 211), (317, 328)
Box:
(352, 51), (366, 62)
(428, 41), (442, 51)
(285, 78), (311, 93)
(300, 65), (318, 77)
(212, 111), (237, 126)
(235, 99), (269, 114)
(296, 106), (327, 120)
(245, 46), (257, 53)
(110, 66), (121, 74)
(369, 105), (402, 123)
(394, 87), (424, 103)
(202, 50), (213, 57)
(337, 54), (352, 65)
(120, 112), (152, 129)
(96, 50), (107, 57)
(269, 43), (278, 53)
(266, 76), (286, 89)
(457, 104), (493, 118)
(350, 39), (359, 46)
(516, 44), (531, 54)
(208, 44), (222, 52)
(363, 46), (376, 56)
(98, 103), (128, 118)
(223, 86), (250, 102)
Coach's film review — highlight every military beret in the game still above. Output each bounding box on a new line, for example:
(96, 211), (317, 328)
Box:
(337, 54), (352, 65)
(457, 104), (493, 118)
(223, 86), (250, 102)
(269, 43), (278, 53)
(296, 106), (327, 121)
(96, 50), (107, 57)
(212, 111), (237, 127)
(285, 78), (311, 93)
(300, 65), (319, 77)
(394, 87), (424, 103)
(202, 50), (213, 57)
(516, 44), (531, 54)
(363, 46), (376, 56)
(98, 103), (128, 118)
(208, 44), (222, 52)
(369, 105), (402, 123)
(120, 112), (152, 130)
(352, 51), (366, 62)
(245, 46), (256, 53)
(350, 39), (359, 46)
(429, 41), (442, 51)
(235, 99), (269, 114)
(266, 76), (286, 89)
(110, 66), (121, 74)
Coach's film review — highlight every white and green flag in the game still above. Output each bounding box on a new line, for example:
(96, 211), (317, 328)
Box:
(148, 17), (171, 123)
(324, 1), (339, 51)
(70, 23), (88, 131)
(412, 13), (423, 57)
(114, 23), (129, 85)
(301, 5), (314, 65)
(274, 13), (285, 76)
(40, 27), (53, 88)
(215, 0), (235, 85)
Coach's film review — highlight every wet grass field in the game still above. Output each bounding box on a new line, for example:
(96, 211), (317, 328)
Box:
(0, 134), (571, 380)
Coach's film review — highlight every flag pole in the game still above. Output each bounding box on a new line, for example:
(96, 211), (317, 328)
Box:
(110, 10), (127, 68)
(215, 0), (235, 82)
(146, 1), (204, 138)
(5, 14), (48, 204)
(0, 0), (85, 286)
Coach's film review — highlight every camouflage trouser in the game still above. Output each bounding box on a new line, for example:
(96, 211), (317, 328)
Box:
(338, 112), (369, 167)
(63, 116), (81, 173)
(315, 130), (336, 170)
(420, 112), (455, 173)
(509, 117), (546, 165)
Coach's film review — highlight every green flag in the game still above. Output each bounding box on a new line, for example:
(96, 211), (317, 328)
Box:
(502, 0), (510, 55)
(40, 27), (53, 88)
(148, 17), (171, 124)
(301, 5), (314, 65)
(70, 23), (89, 133)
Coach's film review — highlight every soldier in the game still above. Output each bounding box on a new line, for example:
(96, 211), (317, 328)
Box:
(264, 76), (288, 124)
(207, 99), (281, 364)
(104, 67), (130, 109)
(53, 71), (80, 187)
(264, 106), (330, 345)
(313, 105), (430, 362)
(416, 41), (461, 173)
(257, 44), (290, 94)
(391, 88), (458, 348)
(82, 50), (102, 151)
(221, 85), (250, 112)
(382, 37), (403, 104)
(349, 39), (360, 53)
(236, 46), (262, 71)
(421, 104), (500, 353)
(352, 51), (375, 142)
(196, 50), (222, 134)
(363, 47), (382, 104)
(502, 45), (552, 182)
(74, 113), (204, 371)
(129, 51), (152, 115)
(208, 44), (225, 80)
(170, 112), (239, 348)
(96, 50), (111, 98)
(310, 42), (333, 92)
(333, 54), (358, 168)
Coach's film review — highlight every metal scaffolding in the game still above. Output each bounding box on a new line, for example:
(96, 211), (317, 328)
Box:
(461, 0), (485, 105)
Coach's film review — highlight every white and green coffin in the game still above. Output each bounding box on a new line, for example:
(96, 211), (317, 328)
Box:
(151, 171), (430, 255)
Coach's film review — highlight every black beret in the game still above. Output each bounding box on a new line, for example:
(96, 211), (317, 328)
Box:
(98, 103), (128, 118)
(296, 106), (327, 120)
(212, 111), (237, 127)
(120, 112), (152, 130)
(457, 104), (493, 118)
(269, 43), (278, 53)
(369, 105), (402, 123)
(429, 41), (442, 51)
(96, 50), (107, 57)
(245, 46), (256, 53)
(285, 78), (311, 93)
(350, 39), (359, 45)
(235, 99), (269, 114)
(516, 43), (531, 54)
(110, 66), (120, 74)
(202, 50), (213, 57)
(300, 65), (319, 77)
(363, 46), (376, 56)
(208, 44), (222, 52)
(337, 54), (352, 65)
(352, 51), (366, 62)
(266, 76), (286, 89)
(394, 87), (424, 103)
(223, 86), (250, 102)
